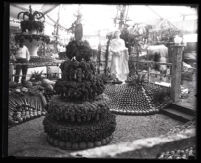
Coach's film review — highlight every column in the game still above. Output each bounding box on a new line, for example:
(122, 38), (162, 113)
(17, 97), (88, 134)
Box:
(170, 44), (185, 103)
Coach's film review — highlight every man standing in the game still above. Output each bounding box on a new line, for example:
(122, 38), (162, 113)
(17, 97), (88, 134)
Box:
(14, 40), (30, 84)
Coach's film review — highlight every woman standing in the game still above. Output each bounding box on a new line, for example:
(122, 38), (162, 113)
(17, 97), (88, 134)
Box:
(109, 30), (129, 83)
(14, 40), (30, 84)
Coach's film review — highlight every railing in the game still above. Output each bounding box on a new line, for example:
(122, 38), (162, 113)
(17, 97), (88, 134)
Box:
(9, 60), (64, 81)
(9, 44), (185, 103)
(10, 59), (64, 67)
(129, 60), (172, 83)
(96, 44), (185, 103)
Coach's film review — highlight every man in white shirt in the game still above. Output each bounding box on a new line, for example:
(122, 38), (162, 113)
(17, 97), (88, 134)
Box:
(14, 40), (30, 84)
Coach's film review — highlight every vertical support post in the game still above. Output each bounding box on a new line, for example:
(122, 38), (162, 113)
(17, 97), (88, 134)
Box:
(148, 64), (150, 83)
(105, 38), (111, 74)
(44, 43), (46, 56)
(9, 63), (14, 82)
(98, 43), (101, 74)
(97, 31), (101, 74)
(170, 44), (185, 103)
(136, 45), (139, 71)
(46, 66), (49, 79)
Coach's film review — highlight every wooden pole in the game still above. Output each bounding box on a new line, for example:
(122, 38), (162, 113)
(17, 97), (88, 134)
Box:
(170, 44), (185, 103)
(105, 38), (111, 74)
(148, 65), (150, 83)
(55, 5), (61, 52)
(97, 31), (101, 74)
(9, 63), (14, 82)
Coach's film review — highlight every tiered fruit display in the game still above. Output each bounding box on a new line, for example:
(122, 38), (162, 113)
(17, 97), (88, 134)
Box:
(43, 39), (116, 150)
(8, 81), (47, 127)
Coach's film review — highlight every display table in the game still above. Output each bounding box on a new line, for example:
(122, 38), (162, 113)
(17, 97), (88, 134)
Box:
(11, 59), (65, 68)
(10, 60), (65, 81)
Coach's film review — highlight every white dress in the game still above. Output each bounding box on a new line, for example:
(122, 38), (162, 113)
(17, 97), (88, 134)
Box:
(109, 38), (129, 82)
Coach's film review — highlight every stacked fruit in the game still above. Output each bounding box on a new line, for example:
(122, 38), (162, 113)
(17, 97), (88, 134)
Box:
(43, 39), (116, 150)
(142, 82), (171, 109)
(157, 146), (196, 159)
(104, 80), (171, 115)
(9, 92), (46, 126)
(54, 60), (105, 102)
(104, 84), (158, 115)
(43, 89), (55, 103)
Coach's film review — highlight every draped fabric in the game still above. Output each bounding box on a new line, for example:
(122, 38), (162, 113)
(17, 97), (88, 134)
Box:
(147, 44), (168, 73)
(109, 38), (129, 82)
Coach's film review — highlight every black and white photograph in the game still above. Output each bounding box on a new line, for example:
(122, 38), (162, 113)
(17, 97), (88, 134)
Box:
(3, 2), (197, 159)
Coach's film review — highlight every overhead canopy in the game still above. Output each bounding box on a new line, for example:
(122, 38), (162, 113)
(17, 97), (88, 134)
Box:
(10, 4), (59, 19)
(9, 4), (198, 45)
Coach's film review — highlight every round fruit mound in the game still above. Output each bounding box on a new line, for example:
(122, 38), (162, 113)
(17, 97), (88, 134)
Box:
(43, 113), (116, 143)
(46, 95), (110, 122)
(104, 83), (171, 115)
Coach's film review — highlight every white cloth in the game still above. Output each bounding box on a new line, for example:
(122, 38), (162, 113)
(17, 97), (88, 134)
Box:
(147, 45), (168, 58)
(109, 38), (129, 82)
(147, 44), (168, 72)
(15, 45), (30, 61)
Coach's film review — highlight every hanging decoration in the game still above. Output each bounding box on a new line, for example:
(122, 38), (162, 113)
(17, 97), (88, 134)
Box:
(149, 19), (181, 43)
(15, 5), (50, 57)
(17, 5), (45, 33)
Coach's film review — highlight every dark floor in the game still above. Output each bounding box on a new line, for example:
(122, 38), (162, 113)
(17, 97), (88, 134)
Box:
(8, 113), (182, 157)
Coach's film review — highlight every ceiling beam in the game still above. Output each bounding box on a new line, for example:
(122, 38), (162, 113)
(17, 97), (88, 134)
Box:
(42, 4), (59, 15)
(11, 4), (28, 11)
(146, 6), (163, 19)
(46, 14), (68, 31)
